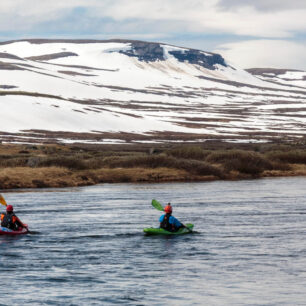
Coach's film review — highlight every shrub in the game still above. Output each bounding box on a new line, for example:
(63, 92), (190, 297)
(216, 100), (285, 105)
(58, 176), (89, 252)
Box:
(106, 155), (172, 168)
(206, 150), (272, 175)
(85, 158), (105, 169)
(177, 159), (223, 177)
(224, 159), (263, 175)
(38, 156), (87, 170)
(270, 161), (291, 171)
(265, 150), (306, 164)
(0, 156), (28, 167)
(104, 154), (222, 177)
(206, 150), (248, 163)
(166, 146), (210, 160)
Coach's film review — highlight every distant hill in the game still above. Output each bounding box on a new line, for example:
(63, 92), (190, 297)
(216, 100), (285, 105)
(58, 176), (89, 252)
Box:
(0, 39), (305, 145)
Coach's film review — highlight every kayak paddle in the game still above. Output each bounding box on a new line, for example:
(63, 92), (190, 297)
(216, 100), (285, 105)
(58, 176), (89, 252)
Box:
(0, 194), (7, 206)
(151, 199), (164, 211)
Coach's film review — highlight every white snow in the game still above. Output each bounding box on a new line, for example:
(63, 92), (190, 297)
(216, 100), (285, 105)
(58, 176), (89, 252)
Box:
(0, 40), (305, 144)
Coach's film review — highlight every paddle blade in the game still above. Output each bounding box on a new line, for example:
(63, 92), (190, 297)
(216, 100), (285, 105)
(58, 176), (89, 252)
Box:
(151, 199), (164, 211)
(0, 194), (7, 206)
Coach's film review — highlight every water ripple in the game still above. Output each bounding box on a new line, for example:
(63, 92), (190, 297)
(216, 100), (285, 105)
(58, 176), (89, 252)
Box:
(1, 177), (306, 305)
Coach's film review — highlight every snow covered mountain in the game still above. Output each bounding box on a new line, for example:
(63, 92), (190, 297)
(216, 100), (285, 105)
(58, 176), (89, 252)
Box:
(0, 39), (305, 144)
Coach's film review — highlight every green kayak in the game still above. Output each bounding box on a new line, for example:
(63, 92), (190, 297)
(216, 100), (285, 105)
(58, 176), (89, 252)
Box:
(143, 223), (194, 235)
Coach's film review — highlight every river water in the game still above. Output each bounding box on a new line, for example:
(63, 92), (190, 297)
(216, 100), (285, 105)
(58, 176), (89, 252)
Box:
(1, 177), (306, 305)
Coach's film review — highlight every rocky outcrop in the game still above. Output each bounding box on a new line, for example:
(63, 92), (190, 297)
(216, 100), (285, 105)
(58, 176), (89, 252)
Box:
(119, 41), (165, 62)
(168, 49), (226, 70)
(118, 41), (227, 70)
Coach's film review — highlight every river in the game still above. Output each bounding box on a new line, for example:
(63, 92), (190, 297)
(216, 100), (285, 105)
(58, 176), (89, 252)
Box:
(1, 177), (306, 305)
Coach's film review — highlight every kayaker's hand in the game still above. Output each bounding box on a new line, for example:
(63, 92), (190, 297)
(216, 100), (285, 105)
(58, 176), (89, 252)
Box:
(182, 223), (192, 232)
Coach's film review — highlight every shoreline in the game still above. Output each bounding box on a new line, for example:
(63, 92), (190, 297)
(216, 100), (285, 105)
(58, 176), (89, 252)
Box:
(1, 142), (306, 190)
(0, 165), (306, 190)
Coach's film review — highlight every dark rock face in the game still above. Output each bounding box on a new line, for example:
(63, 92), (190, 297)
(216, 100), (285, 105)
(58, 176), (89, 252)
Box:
(119, 42), (164, 62)
(118, 41), (227, 70)
(168, 50), (226, 70)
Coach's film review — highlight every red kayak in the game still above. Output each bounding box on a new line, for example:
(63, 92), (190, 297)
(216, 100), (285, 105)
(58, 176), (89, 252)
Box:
(0, 225), (29, 235)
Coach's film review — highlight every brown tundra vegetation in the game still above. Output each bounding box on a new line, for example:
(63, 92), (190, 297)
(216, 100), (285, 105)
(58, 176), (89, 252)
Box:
(0, 142), (305, 189)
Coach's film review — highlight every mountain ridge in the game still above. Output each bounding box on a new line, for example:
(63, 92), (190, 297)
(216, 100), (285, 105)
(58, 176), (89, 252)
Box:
(0, 39), (305, 145)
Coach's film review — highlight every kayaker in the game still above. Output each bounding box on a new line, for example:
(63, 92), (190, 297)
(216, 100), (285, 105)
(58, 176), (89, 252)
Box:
(1, 205), (27, 231)
(159, 203), (183, 232)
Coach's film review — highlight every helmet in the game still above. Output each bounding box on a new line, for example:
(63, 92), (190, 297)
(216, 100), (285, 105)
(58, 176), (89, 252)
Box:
(164, 203), (172, 214)
(6, 205), (13, 212)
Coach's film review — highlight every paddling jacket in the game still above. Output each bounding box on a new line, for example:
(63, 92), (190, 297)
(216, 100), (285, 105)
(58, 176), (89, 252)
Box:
(1, 212), (23, 230)
(159, 213), (182, 232)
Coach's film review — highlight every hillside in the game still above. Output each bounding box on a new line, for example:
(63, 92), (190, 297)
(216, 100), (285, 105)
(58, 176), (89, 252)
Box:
(0, 39), (305, 145)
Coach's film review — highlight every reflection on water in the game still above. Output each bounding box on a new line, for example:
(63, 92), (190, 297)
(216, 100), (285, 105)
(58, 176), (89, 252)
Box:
(1, 177), (306, 305)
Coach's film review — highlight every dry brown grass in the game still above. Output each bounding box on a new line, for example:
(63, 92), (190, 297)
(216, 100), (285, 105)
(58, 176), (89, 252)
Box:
(86, 168), (192, 183)
(263, 164), (306, 177)
(0, 143), (305, 189)
(0, 167), (72, 188)
(0, 166), (219, 189)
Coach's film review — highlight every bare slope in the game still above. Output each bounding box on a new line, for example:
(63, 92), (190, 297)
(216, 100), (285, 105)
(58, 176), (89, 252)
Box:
(0, 39), (305, 144)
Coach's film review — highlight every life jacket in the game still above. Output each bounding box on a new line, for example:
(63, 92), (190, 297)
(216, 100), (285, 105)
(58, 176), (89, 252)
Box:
(160, 213), (173, 232)
(1, 212), (18, 230)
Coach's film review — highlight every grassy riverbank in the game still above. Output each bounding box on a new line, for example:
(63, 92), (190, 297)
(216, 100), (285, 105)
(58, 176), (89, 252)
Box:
(0, 142), (306, 189)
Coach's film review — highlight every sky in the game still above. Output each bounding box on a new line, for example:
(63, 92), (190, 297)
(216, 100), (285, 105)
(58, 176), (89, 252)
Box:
(0, 0), (306, 70)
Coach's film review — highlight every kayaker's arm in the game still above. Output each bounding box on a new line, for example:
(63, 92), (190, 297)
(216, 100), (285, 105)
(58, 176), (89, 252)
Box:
(171, 216), (192, 232)
(15, 216), (27, 228)
(177, 220), (192, 233)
